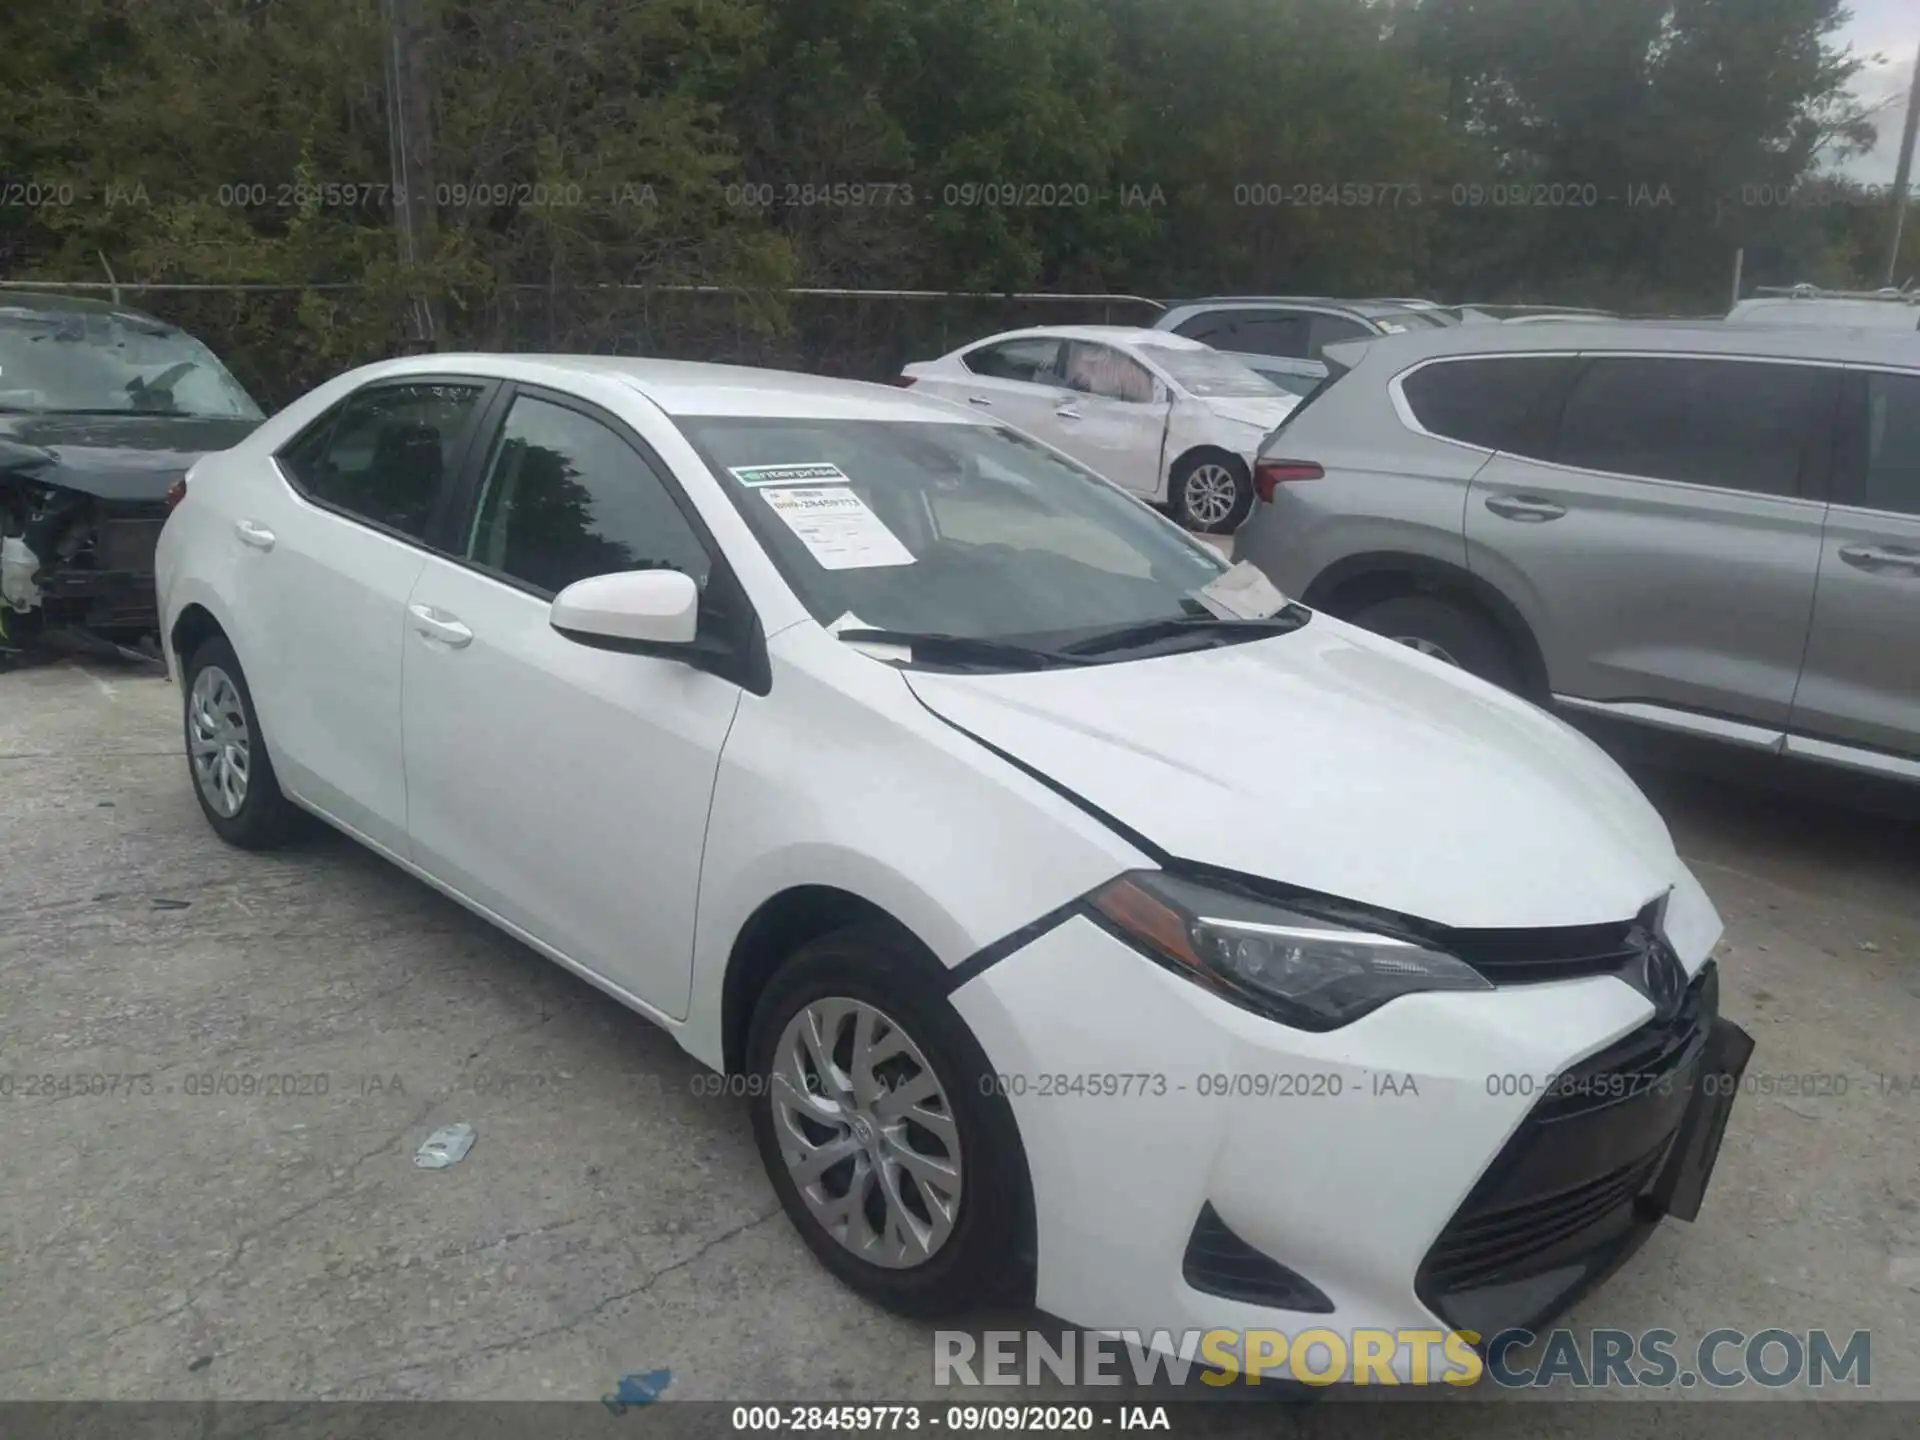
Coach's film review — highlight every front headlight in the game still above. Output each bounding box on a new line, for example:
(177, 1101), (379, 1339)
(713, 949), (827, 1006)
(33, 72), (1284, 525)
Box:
(1088, 870), (1489, 1030)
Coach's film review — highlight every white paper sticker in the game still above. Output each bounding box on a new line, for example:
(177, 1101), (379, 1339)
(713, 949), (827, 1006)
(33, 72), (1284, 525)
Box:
(729, 461), (851, 488)
(1194, 561), (1287, 620)
(762, 487), (917, 570)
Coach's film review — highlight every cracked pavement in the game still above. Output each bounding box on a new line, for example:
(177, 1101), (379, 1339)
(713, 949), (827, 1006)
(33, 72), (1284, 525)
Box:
(2, 662), (1916, 1402)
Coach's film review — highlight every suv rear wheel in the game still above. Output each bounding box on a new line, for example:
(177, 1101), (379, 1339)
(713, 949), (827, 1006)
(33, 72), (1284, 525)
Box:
(1349, 594), (1521, 692)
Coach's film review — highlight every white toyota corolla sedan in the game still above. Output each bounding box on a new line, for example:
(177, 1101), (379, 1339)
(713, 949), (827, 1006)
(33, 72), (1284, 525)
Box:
(155, 354), (1751, 1371)
(901, 327), (1296, 533)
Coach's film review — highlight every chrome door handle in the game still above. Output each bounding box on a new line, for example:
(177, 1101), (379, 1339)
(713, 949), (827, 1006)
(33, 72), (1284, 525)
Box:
(1839, 544), (1920, 575)
(1054, 406), (1083, 420)
(1484, 494), (1567, 523)
(408, 603), (473, 649)
(234, 519), (276, 551)
(966, 396), (994, 408)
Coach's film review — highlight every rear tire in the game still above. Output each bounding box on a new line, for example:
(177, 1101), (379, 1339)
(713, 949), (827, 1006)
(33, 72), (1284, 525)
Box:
(746, 924), (1030, 1317)
(182, 636), (309, 850)
(1348, 593), (1522, 691)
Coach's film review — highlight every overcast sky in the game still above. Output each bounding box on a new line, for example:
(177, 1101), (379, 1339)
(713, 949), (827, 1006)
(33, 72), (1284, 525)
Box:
(1833, 0), (1916, 182)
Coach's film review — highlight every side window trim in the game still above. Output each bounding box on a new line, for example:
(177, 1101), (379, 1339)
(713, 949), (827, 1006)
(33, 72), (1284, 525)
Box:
(271, 375), (499, 553)
(444, 381), (771, 694)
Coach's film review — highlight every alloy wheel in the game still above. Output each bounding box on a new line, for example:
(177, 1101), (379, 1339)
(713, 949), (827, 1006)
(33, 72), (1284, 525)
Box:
(770, 997), (963, 1269)
(188, 665), (251, 818)
(1183, 463), (1241, 529)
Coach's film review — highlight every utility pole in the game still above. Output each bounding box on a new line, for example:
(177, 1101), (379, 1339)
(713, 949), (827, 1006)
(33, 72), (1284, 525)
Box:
(382, 0), (442, 350)
(1886, 42), (1920, 288)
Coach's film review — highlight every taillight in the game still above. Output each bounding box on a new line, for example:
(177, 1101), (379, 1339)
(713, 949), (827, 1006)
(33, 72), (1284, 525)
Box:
(1253, 460), (1323, 504)
(891, 374), (917, 388)
(164, 477), (189, 512)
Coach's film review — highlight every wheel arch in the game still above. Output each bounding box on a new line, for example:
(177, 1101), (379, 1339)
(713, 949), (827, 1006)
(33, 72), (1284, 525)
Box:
(169, 601), (230, 674)
(719, 884), (936, 1077)
(1303, 551), (1550, 699)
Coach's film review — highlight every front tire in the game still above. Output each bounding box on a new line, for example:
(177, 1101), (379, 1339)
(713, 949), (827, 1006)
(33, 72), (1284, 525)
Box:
(1348, 593), (1522, 691)
(183, 636), (308, 849)
(747, 925), (1029, 1316)
(1171, 452), (1253, 534)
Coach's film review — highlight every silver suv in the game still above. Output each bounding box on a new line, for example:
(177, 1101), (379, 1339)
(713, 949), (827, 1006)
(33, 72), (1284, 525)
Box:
(1236, 321), (1920, 782)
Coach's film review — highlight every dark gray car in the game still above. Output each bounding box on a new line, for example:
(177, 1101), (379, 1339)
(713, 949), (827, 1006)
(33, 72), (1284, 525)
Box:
(1237, 320), (1920, 783)
(1, 292), (262, 646)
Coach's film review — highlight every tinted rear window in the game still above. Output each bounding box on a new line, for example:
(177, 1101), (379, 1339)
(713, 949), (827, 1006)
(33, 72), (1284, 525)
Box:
(1552, 357), (1822, 497)
(1399, 356), (1575, 451)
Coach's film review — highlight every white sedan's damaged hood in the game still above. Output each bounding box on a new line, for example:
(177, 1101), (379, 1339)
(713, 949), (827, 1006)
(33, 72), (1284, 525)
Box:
(906, 617), (1685, 930)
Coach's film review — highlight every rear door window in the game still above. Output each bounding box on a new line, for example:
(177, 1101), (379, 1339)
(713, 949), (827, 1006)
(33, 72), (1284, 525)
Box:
(1400, 356), (1577, 452)
(1550, 357), (1823, 497)
(278, 382), (486, 540)
(963, 338), (1065, 384)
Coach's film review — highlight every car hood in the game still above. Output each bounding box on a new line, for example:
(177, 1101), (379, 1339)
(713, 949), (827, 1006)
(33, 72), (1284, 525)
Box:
(905, 618), (1682, 929)
(1199, 395), (1298, 431)
(0, 413), (258, 502)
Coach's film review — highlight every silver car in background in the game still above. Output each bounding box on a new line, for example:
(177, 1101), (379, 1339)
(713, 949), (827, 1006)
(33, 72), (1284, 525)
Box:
(1236, 321), (1920, 782)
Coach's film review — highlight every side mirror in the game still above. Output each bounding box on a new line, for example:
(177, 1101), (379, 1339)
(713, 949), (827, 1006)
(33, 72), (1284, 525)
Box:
(551, 569), (699, 650)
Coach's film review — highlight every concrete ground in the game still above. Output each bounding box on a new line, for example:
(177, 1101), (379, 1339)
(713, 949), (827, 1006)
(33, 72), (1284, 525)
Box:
(1, 660), (1916, 1407)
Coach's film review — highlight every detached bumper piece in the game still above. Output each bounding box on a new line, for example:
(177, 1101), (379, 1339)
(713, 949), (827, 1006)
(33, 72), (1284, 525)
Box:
(1418, 963), (1753, 1338)
(1182, 1203), (1334, 1312)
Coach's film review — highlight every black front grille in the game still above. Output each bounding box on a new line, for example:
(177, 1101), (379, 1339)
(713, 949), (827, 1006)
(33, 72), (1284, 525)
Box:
(1422, 1144), (1668, 1293)
(98, 514), (167, 573)
(1444, 898), (1667, 986)
(1183, 1203), (1333, 1312)
(1417, 962), (1719, 1336)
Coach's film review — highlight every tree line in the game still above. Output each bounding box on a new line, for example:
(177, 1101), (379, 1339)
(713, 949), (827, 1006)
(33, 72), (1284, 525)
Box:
(1, 0), (1909, 402)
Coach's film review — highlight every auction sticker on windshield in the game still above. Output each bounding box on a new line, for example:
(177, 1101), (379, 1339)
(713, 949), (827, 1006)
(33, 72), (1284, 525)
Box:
(762, 486), (916, 570)
(730, 462), (852, 488)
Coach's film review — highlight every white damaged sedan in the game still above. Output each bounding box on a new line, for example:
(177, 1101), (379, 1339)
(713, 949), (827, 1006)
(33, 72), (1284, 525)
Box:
(901, 326), (1296, 533)
(155, 355), (1752, 1377)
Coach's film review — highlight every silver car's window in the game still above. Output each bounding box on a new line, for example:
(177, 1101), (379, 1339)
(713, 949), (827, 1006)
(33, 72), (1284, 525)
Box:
(1863, 372), (1920, 517)
(962, 337), (1065, 384)
(1551, 357), (1821, 498)
(1401, 356), (1577, 453)
(678, 417), (1228, 642)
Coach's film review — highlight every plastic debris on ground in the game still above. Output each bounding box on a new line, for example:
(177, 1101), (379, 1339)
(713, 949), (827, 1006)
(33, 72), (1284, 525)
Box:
(413, 1122), (477, 1169)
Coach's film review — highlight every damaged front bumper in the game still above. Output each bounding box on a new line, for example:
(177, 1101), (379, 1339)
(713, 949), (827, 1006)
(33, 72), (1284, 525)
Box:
(2, 481), (167, 643)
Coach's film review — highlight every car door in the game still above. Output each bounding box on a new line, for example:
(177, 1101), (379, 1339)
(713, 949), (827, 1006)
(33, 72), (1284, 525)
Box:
(1786, 366), (1920, 767)
(249, 378), (493, 854)
(921, 336), (1066, 435)
(1465, 354), (1832, 732)
(400, 385), (746, 1019)
(1053, 341), (1171, 495)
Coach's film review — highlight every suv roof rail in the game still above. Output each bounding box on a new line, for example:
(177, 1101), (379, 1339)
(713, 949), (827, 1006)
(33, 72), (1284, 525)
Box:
(1750, 283), (1918, 304)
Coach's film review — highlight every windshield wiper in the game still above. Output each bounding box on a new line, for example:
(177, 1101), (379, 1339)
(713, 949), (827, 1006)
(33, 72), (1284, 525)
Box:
(835, 629), (1090, 671)
(1061, 608), (1309, 658)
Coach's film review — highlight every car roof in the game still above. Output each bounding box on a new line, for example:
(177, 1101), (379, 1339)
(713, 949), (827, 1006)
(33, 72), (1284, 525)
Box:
(960, 324), (1207, 349)
(1323, 318), (1920, 368)
(0, 289), (175, 328)
(340, 353), (996, 422)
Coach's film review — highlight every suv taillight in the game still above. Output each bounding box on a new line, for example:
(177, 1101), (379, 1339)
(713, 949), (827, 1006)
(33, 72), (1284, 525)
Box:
(164, 477), (189, 512)
(1253, 460), (1323, 504)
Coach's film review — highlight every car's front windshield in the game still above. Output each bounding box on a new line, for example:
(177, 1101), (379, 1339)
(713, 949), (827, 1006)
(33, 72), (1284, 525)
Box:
(0, 307), (264, 419)
(1135, 345), (1284, 399)
(677, 415), (1236, 647)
